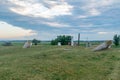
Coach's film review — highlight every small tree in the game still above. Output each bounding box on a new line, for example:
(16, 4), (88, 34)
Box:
(32, 39), (40, 45)
(113, 34), (120, 46)
(51, 35), (72, 45)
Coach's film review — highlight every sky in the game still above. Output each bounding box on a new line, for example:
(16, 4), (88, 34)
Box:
(0, 0), (120, 40)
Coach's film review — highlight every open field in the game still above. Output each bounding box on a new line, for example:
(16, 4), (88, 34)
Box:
(0, 43), (120, 80)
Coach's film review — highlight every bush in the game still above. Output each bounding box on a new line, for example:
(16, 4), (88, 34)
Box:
(51, 35), (72, 45)
(2, 42), (12, 46)
(113, 34), (120, 46)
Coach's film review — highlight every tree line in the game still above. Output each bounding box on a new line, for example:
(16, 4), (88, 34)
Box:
(31, 34), (120, 47)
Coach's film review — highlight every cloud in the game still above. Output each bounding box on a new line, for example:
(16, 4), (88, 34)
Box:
(0, 21), (37, 39)
(98, 31), (115, 35)
(77, 0), (115, 18)
(0, 0), (120, 40)
(41, 22), (71, 28)
(77, 15), (88, 19)
(9, 0), (73, 18)
(79, 24), (93, 28)
(98, 32), (108, 34)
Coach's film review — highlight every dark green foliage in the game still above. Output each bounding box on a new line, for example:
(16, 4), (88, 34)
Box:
(113, 34), (120, 46)
(51, 35), (72, 45)
(51, 39), (58, 45)
(2, 42), (12, 46)
(32, 39), (40, 45)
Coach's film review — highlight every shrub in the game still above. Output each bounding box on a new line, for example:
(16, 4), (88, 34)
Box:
(32, 39), (40, 45)
(113, 34), (120, 46)
(2, 42), (12, 46)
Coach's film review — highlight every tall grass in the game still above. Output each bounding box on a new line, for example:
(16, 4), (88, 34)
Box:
(0, 43), (120, 80)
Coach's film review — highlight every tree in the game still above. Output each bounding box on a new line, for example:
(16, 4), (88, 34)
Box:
(32, 39), (40, 45)
(113, 34), (120, 46)
(51, 35), (72, 45)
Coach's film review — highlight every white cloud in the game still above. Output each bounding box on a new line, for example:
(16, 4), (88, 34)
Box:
(79, 24), (93, 28)
(77, 15), (88, 19)
(79, 0), (115, 18)
(98, 32), (108, 34)
(98, 31), (115, 35)
(41, 22), (70, 28)
(9, 0), (73, 18)
(88, 8), (101, 16)
(0, 21), (37, 39)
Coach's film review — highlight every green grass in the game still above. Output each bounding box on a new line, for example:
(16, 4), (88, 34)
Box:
(0, 44), (120, 80)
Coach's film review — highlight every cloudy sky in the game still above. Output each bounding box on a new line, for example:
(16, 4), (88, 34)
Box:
(0, 0), (120, 40)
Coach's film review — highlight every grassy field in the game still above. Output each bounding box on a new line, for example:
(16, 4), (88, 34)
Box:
(0, 43), (120, 80)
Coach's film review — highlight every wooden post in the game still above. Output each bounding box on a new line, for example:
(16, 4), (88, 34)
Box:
(78, 33), (80, 46)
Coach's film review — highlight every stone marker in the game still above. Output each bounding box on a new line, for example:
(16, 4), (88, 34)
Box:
(23, 41), (32, 48)
(86, 42), (91, 48)
(71, 36), (74, 46)
(93, 40), (112, 51)
(58, 42), (61, 46)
